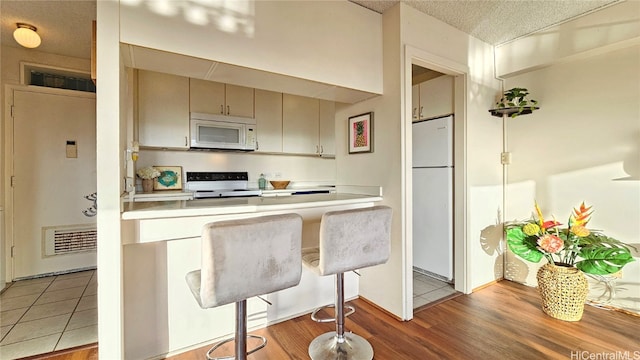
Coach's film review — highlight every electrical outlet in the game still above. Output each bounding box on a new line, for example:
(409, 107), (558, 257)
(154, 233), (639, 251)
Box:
(125, 177), (135, 192)
(501, 152), (512, 165)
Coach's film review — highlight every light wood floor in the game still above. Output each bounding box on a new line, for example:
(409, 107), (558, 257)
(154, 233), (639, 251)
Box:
(30, 281), (639, 360)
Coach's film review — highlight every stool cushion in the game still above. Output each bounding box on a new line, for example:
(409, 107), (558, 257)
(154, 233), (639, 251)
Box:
(303, 206), (392, 276)
(186, 213), (303, 309)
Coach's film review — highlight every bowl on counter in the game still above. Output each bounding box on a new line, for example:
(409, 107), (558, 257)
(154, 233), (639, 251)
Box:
(269, 180), (290, 189)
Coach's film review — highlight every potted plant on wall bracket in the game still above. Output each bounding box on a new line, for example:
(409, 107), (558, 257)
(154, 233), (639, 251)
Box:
(489, 87), (539, 118)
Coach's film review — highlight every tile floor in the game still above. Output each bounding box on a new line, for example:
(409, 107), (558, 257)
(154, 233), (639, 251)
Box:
(0, 270), (97, 359)
(413, 271), (458, 309)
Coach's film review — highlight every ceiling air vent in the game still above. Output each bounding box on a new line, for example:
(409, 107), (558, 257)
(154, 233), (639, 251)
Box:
(43, 224), (97, 257)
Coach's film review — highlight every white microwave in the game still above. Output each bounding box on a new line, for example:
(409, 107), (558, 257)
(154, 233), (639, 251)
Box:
(190, 112), (256, 151)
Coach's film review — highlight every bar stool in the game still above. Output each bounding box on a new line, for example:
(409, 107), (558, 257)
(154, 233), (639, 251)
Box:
(186, 213), (303, 360)
(302, 206), (392, 360)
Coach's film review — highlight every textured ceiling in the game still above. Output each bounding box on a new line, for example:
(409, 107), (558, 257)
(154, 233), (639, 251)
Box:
(0, 0), (622, 61)
(1, 0), (96, 59)
(350, 0), (620, 45)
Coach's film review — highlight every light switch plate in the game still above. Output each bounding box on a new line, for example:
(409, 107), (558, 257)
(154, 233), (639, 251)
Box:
(501, 152), (511, 165)
(66, 141), (77, 158)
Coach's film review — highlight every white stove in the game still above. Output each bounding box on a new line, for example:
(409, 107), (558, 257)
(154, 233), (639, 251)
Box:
(185, 172), (261, 199)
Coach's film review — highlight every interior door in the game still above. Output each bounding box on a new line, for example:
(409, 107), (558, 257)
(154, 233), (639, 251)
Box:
(12, 89), (97, 279)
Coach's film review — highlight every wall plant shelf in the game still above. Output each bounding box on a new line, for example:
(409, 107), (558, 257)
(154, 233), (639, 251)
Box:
(489, 106), (539, 118)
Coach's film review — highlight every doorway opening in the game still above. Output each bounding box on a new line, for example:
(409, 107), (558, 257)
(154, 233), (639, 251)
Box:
(404, 46), (469, 319)
(2, 86), (98, 358)
(410, 65), (459, 309)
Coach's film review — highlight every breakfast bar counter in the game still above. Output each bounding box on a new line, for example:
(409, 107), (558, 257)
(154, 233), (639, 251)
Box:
(121, 191), (382, 244)
(121, 192), (382, 220)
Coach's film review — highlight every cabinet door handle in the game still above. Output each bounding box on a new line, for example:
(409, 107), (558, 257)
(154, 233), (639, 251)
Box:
(419, 106), (423, 119)
(316, 145), (319, 153)
(184, 136), (188, 147)
(256, 141), (259, 150)
(220, 104), (224, 114)
(413, 108), (417, 119)
(320, 145), (324, 154)
(227, 105), (230, 115)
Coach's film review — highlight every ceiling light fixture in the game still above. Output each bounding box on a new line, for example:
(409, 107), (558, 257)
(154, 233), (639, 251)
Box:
(13, 23), (41, 49)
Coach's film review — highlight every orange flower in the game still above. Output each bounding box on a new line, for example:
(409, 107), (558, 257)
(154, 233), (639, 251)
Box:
(571, 202), (592, 226)
(537, 234), (564, 254)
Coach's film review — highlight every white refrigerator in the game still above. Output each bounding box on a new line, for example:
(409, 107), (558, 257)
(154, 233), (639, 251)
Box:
(412, 115), (453, 281)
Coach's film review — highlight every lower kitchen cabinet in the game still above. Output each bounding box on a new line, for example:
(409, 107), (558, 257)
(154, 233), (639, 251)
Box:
(138, 70), (189, 149)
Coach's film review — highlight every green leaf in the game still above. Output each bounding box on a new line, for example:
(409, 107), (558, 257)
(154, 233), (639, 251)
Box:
(506, 227), (544, 263)
(576, 245), (635, 275)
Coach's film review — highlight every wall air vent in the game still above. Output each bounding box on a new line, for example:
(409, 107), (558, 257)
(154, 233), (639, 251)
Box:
(20, 62), (96, 93)
(30, 71), (96, 92)
(43, 224), (97, 257)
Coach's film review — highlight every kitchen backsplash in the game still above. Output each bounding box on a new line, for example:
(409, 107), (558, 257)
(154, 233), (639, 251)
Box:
(135, 150), (336, 189)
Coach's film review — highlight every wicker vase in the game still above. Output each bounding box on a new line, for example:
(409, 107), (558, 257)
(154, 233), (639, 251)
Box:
(536, 263), (589, 321)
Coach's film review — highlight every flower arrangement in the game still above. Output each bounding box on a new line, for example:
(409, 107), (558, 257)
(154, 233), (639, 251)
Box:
(505, 202), (635, 275)
(136, 166), (160, 180)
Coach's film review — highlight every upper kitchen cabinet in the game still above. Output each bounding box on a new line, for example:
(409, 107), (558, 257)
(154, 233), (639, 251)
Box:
(282, 94), (320, 155)
(417, 75), (454, 120)
(282, 94), (335, 156)
(254, 89), (283, 153)
(189, 79), (255, 118)
(319, 100), (335, 156)
(138, 70), (189, 149)
(412, 84), (420, 121)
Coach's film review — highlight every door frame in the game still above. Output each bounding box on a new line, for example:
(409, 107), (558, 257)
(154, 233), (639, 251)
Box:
(403, 46), (470, 318)
(3, 84), (96, 282)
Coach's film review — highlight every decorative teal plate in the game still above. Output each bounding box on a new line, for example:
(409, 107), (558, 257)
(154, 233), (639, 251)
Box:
(158, 170), (179, 187)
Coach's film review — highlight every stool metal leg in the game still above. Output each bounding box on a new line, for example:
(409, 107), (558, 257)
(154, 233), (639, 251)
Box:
(308, 273), (374, 360)
(206, 300), (267, 360)
(236, 300), (247, 360)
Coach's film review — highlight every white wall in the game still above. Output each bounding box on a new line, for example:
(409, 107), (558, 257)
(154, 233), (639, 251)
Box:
(496, 1), (640, 78)
(96, 1), (125, 358)
(334, 3), (503, 320)
(504, 44), (640, 286)
(401, 5), (504, 292)
(119, 0), (382, 94)
(334, 3), (403, 317)
(500, 1), (640, 290)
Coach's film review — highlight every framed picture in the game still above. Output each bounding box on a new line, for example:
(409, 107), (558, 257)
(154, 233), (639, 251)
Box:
(348, 112), (373, 154)
(153, 166), (183, 191)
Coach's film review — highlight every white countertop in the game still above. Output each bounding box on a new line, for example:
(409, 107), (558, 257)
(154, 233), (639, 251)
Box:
(121, 192), (382, 220)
